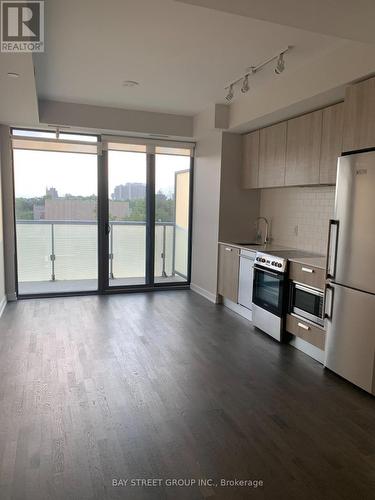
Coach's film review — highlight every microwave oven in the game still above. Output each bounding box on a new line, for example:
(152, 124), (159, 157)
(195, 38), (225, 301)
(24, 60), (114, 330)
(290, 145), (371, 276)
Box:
(288, 281), (324, 327)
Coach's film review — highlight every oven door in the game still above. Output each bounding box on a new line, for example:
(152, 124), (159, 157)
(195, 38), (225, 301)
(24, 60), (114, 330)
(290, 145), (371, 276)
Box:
(252, 265), (285, 317)
(289, 282), (324, 326)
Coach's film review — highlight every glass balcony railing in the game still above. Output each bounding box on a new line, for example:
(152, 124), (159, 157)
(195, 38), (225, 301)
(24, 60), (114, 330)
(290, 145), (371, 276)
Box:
(16, 220), (188, 294)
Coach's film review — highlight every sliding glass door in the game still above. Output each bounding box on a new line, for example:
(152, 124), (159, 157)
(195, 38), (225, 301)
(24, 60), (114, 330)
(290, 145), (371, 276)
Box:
(107, 149), (147, 287)
(154, 154), (191, 283)
(12, 130), (193, 296)
(13, 134), (99, 295)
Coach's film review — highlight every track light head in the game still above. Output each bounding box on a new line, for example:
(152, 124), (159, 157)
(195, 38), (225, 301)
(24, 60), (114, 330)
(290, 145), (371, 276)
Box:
(225, 47), (291, 100)
(241, 74), (250, 93)
(274, 53), (285, 74)
(225, 84), (234, 102)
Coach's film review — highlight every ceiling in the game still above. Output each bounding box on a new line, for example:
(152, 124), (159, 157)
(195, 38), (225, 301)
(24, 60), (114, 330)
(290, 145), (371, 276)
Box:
(33, 0), (343, 116)
(0, 54), (39, 125)
(176, 0), (375, 44)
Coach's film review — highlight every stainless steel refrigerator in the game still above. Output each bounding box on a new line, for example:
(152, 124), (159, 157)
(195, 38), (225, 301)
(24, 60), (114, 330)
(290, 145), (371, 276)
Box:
(325, 151), (375, 395)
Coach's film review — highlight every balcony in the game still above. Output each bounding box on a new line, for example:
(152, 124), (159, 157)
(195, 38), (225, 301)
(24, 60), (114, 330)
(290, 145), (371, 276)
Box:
(16, 220), (188, 295)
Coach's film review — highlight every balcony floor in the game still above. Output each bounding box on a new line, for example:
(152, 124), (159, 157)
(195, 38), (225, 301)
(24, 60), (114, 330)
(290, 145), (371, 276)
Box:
(18, 275), (186, 295)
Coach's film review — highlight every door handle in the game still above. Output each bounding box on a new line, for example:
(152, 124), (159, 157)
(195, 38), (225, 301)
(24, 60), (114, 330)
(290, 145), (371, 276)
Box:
(298, 322), (310, 331)
(324, 284), (334, 319)
(105, 223), (111, 235)
(326, 219), (339, 279)
(301, 267), (314, 274)
(225, 247), (233, 252)
(254, 266), (280, 278)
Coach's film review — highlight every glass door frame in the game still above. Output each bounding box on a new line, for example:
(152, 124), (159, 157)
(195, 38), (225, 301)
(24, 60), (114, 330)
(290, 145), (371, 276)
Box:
(10, 128), (194, 298)
(98, 149), (194, 294)
(11, 128), (101, 299)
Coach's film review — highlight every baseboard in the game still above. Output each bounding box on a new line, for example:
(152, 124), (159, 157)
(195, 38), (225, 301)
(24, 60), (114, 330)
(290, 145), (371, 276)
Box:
(289, 336), (325, 364)
(190, 283), (218, 304)
(223, 298), (252, 322)
(0, 295), (7, 318)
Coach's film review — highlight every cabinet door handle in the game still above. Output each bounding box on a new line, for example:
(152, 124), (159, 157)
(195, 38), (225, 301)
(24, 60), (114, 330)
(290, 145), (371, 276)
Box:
(301, 267), (314, 273)
(298, 322), (310, 331)
(225, 247), (233, 252)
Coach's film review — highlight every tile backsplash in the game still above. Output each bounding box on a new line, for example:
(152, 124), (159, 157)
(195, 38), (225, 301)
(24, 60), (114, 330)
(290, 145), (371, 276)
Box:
(259, 186), (335, 255)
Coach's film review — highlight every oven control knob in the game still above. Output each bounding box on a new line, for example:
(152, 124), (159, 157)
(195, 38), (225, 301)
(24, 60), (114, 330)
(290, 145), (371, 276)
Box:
(262, 258), (266, 263)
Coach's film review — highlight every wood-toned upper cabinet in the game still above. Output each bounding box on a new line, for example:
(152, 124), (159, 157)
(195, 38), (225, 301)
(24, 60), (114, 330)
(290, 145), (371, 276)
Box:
(285, 110), (322, 186)
(258, 122), (287, 188)
(342, 77), (375, 152)
(319, 102), (344, 185)
(242, 130), (259, 189)
(217, 244), (240, 303)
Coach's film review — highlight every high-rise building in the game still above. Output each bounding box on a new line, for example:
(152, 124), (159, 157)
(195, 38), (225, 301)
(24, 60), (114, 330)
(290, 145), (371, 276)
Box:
(112, 183), (146, 201)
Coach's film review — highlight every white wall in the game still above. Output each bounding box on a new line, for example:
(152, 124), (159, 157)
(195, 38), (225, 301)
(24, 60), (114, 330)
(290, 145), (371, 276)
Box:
(219, 132), (260, 243)
(191, 108), (222, 302)
(229, 41), (375, 133)
(39, 100), (194, 139)
(0, 134), (6, 315)
(260, 186), (335, 254)
(0, 126), (16, 302)
(191, 116), (261, 302)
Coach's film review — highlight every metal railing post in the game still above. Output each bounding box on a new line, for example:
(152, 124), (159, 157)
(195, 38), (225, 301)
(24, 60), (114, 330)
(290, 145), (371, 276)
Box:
(161, 224), (167, 277)
(172, 223), (176, 277)
(109, 223), (114, 279)
(50, 223), (56, 281)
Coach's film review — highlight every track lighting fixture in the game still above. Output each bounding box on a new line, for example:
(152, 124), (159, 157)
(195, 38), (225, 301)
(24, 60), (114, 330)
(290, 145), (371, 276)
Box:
(274, 53), (285, 75)
(225, 84), (234, 102)
(224, 46), (292, 101)
(241, 74), (250, 93)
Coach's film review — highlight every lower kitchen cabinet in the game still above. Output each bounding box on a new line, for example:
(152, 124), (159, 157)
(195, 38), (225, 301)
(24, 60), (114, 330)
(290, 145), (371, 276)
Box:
(288, 261), (326, 290)
(218, 244), (240, 303)
(286, 314), (326, 350)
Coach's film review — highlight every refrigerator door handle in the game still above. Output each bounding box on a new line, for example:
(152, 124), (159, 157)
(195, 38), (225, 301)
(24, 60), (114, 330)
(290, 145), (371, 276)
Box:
(326, 219), (339, 279)
(324, 284), (334, 320)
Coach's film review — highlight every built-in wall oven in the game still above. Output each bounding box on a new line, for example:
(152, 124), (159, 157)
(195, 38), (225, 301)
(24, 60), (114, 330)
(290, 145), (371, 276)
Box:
(288, 282), (324, 327)
(252, 252), (288, 342)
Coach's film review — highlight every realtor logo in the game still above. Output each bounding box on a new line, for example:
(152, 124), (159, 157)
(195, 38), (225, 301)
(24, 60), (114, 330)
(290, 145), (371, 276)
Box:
(1, 1), (44, 52)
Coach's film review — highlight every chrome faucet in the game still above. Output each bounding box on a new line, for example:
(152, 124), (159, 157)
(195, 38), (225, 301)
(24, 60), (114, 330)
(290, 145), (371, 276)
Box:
(255, 217), (270, 245)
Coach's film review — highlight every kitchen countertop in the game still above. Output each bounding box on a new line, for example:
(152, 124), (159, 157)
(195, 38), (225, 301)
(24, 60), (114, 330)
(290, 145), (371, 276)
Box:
(219, 241), (326, 269)
(218, 241), (293, 253)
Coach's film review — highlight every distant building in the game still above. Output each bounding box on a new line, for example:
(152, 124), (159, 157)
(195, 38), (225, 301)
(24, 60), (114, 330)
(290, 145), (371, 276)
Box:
(46, 187), (58, 199)
(33, 205), (45, 220)
(43, 199), (129, 220)
(112, 183), (146, 201)
(109, 201), (131, 220)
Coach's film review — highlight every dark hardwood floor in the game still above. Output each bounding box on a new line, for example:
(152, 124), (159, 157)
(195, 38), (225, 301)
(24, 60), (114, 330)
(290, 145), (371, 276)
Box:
(0, 291), (374, 500)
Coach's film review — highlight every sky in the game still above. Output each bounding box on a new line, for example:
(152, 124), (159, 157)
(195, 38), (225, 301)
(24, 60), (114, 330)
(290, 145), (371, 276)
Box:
(13, 149), (190, 199)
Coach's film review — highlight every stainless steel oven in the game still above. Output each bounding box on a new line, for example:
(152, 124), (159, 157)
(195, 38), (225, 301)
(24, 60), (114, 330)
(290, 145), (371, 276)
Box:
(253, 265), (286, 317)
(288, 282), (324, 327)
(252, 252), (288, 342)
